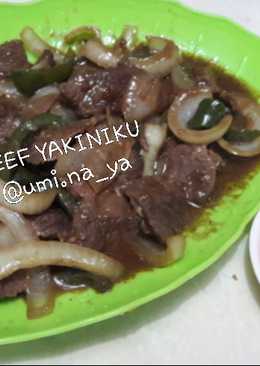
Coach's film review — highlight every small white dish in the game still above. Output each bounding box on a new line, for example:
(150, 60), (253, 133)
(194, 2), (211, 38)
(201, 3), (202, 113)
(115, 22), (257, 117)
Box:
(249, 211), (260, 283)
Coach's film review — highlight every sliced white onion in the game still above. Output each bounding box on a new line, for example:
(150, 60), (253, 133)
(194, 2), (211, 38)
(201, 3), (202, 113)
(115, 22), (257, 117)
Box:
(79, 39), (121, 68)
(21, 27), (53, 56)
(168, 89), (233, 144)
(22, 89), (59, 120)
(21, 27), (63, 63)
(143, 120), (167, 176)
(120, 25), (138, 51)
(132, 235), (186, 267)
(0, 205), (35, 240)
(0, 224), (16, 247)
(0, 206), (54, 317)
(35, 85), (60, 97)
(0, 81), (21, 98)
(0, 180), (57, 215)
(171, 64), (195, 91)
(218, 94), (260, 157)
(0, 240), (125, 282)
(129, 37), (179, 77)
(218, 137), (260, 157)
(26, 267), (55, 319)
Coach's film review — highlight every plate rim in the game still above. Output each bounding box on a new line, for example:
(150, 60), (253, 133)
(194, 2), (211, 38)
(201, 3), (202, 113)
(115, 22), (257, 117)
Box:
(0, 0), (260, 346)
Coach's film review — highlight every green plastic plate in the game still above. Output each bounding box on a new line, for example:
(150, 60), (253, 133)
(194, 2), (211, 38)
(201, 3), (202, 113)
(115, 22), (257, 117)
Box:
(0, 0), (260, 346)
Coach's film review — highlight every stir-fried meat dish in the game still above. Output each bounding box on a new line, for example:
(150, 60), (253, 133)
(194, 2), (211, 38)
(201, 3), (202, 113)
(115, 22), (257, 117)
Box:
(0, 26), (259, 318)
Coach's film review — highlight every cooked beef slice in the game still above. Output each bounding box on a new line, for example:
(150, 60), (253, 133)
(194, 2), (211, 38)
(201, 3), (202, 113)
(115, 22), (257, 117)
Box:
(60, 62), (134, 117)
(124, 177), (190, 242)
(27, 117), (99, 165)
(67, 179), (96, 201)
(0, 271), (29, 299)
(0, 95), (22, 143)
(62, 188), (139, 253)
(122, 72), (174, 121)
(124, 141), (221, 241)
(60, 60), (174, 119)
(66, 198), (109, 251)
(157, 142), (219, 205)
(115, 143), (144, 189)
(29, 208), (71, 240)
(0, 40), (30, 79)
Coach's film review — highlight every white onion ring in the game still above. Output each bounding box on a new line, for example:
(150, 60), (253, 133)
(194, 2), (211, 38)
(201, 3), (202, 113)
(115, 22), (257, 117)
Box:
(0, 205), (35, 240)
(79, 39), (121, 68)
(218, 94), (260, 157)
(0, 180), (57, 215)
(120, 25), (138, 51)
(0, 240), (125, 282)
(0, 224), (15, 247)
(143, 119), (167, 176)
(132, 235), (186, 267)
(129, 37), (179, 77)
(168, 89), (233, 144)
(26, 267), (55, 319)
(218, 137), (260, 157)
(0, 206), (54, 316)
(21, 27), (63, 63)
(171, 64), (195, 91)
(21, 27), (51, 56)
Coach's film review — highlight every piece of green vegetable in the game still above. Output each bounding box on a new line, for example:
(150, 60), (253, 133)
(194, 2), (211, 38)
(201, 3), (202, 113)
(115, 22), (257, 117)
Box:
(65, 26), (100, 45)
(225, 129), (260, 143)
(188, 98), (230, 130)
(58, 189), (78, 216)
(11, 59), (74, 96)
(13, 166), (52, 186)
(0, 113), (69, 181)
(13, 167), (41, 185)
(11, 113), (67, 152)
(53, 269), (112, 293)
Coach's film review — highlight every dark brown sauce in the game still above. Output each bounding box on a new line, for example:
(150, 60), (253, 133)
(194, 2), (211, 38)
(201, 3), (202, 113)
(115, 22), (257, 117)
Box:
(103, 239), (148, 274)
(177, 55), (260, 237)
(187, 146), (260, 239)
(27, 54), (260, 314)
(62, 56), (260, 286)
(182, 53), (257, 97)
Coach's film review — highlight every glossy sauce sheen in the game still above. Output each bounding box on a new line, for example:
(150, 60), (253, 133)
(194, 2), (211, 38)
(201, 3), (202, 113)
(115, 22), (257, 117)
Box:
(47, 56), (260, 301)
(182, 55), (260, 198)
(114, 56), (260, 274)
